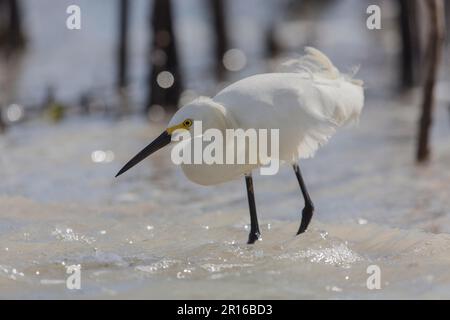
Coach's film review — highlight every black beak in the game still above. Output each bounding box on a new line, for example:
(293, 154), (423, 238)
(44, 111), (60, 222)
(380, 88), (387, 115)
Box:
(115, 131), (171, 177)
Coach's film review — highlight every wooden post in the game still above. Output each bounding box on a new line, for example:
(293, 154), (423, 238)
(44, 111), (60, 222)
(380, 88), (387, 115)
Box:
(0, 0), (26, 54)
(398, 0), (420, 88)
(209, 0), (229, 81)
(146, 0), (182, 113)
(0, 0), (25, 132)
(117, 0), (129, 90)
(0, 111), (5, 133)
(416, 0), (445, 162)
(117, 0), (130, 114)
(265, 25), (280, 59)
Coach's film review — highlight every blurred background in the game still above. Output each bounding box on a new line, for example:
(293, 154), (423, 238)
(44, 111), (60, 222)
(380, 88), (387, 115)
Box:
(1, 0), (450, 299)
(1, 0), (448, 124)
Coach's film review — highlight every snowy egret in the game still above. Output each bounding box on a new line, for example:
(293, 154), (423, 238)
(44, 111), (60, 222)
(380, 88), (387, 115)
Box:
(116, 47), (364, 244)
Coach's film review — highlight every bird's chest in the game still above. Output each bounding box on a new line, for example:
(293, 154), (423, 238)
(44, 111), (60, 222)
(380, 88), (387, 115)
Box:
(173, 135), (259, 185)
(181, 162), (257, 186)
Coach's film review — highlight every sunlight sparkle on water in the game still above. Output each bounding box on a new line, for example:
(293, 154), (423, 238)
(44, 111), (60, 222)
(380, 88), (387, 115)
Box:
(91, 150), (115, 163)
(156, 71), (175, 89)
(223, 49), (247, 71)
(148, 104), (166, 122)
(6, 104), (25, 122)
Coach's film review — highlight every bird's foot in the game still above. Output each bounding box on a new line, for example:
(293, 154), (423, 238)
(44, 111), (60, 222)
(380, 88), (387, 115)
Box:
(247, 230), (261, 244)
(296, 204), (314, 235)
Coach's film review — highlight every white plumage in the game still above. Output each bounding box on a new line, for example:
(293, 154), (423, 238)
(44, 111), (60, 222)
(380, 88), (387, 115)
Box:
(115, 47), (365, 242)
(168, 47), (364, 185)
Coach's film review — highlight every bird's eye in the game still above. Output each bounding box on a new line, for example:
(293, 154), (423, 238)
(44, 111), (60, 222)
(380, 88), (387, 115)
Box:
(183, 119), (193, 128)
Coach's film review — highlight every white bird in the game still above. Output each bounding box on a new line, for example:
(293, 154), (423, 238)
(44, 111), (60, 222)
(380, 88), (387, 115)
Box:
(116, 47), (364, 244)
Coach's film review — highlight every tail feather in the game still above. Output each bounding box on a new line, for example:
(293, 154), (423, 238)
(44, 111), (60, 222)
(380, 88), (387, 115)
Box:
(302, 47), (340, 79)
(280, 47), (365, 160)
(279, 47), (364, 86)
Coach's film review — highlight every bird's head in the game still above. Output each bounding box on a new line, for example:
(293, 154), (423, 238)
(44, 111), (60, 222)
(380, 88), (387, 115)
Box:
(115, 97), (227, 177)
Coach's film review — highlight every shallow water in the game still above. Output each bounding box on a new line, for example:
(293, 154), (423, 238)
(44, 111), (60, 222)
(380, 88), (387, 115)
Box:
(1, 92), (450, 299)
(2, 0), (450, 299)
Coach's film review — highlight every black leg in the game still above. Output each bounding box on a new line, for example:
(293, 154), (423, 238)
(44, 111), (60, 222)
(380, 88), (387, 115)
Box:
(245, 173), (260, 244)
(293, 163), (314, 235)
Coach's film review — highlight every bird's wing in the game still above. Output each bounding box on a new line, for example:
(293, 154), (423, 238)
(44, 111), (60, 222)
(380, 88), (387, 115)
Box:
(212, 47), (364, 161)
(214, 72), (363, 161)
